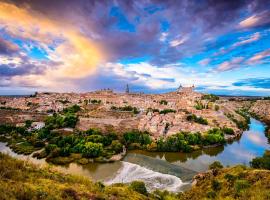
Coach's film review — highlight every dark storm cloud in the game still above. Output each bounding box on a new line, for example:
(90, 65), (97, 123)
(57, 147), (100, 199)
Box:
(3, 0), (270, 66)
(233, 77), (270, 89)
(0, 37), (19, 55)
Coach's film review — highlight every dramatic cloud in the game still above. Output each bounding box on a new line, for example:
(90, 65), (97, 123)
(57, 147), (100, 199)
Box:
(0, 0), (270, 95)
(239, 10), (270, 29)
(0, 37), (19, 55)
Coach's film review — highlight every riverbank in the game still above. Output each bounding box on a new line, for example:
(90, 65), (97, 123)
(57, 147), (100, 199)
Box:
(1, 152), (270, 200)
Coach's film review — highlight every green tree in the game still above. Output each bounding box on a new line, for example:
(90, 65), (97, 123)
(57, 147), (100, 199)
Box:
(82, 142), (103, 158)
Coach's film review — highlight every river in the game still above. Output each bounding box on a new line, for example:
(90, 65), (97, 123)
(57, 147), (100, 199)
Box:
(0, 118), (269, 192)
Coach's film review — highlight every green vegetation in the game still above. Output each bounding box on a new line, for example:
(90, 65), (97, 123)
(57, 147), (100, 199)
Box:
(194, 100), (207, 110)
(90, 99), (102, 104)
(111, 105), (139, 114)
(129, 181), (148, 196)
(225, 112), (249, 130)
(209, 161), (223, 170)
(250, 150), (270, 170)
(159, 100), (168, 105)
(45, 105), (81, 129)
(186, 114), (208, 125)
(202, 94), (219, 102)
(221, 127), (234, 135)
(1, 153), (270, 200)
(146, 107), (160, 113)
(123, 130), (152, 149)
(156, 128), (226, 152)
(0, 153), (152, 200)
(159, 109), (176, 114)
(181, 165), (270, 200)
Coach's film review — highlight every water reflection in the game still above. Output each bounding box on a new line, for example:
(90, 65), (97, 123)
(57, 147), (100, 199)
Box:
(130, 118), (269, 172)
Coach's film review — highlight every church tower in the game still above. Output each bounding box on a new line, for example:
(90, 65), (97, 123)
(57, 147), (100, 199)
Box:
(125, 84), (130, 94)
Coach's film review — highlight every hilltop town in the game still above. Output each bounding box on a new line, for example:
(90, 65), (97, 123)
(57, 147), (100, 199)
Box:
(0, 85), (249, 138)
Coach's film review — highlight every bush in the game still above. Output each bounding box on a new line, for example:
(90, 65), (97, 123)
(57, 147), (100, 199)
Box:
(159, 100), (168, 105)
(234, 180), (250, 193)
(159, 109), (176, 114)
(206, 191), (217, 198)
(224, 173), (236, 184)
(186, 114), (208, 125)
(129, 181), (148, 195)
(82, 142), (103, 158)
(202, 94), (219, 102)
(250, 150), (270, 169)
(123, 131), (152, 146)
(203, 128), (225, 145)
(211, 179), (221, 191)
(63, 104), (80, 114)
(110, 140), (123, 154)
(209, 161), (223, 170)
(222, 127), (234, 135)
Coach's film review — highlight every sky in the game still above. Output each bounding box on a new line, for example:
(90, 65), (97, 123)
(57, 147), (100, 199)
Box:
(0, 0), (270, 96)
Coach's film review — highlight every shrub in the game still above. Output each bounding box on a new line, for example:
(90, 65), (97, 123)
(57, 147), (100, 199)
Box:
(82, 142), (103, 158)
(234, 180), (250, 193)
(159, 109), (176, 114)
(206, 191), (217, 198)
(123, 131), (152, 146)
(129, 181), (148, 195)
(159, 100), (168, 105)
(209, 161), (223, 170)
(250, 150), (270, 169)
(211, 179), (221, 191)
(203, 128), (225, 145)
(202, 94), (219, 102)
(222, 127), (234, 135)
(186, 114), (208, 125)
(63, 104), (81, 114)
(214, 105), (219, 111)
(110, 140), (123, 154)
(224, 173), (236, 184)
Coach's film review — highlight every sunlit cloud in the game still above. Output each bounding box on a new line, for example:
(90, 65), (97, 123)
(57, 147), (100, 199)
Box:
(0, 2), (104, 81)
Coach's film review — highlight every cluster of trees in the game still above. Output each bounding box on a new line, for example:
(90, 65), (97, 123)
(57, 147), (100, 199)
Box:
(159, 109), (176, 114)
(123, 130), (152, 147)
(45, 105), (81, 129)
(159, 100), (168, 105)
(111, 105), (139, 114)
(194, 100), (207, 110)
(202, 94), (219, 102)
(225, 113), (249, 130)
(156, 129), (226, 152)
(0, 124), (27, 136)
(186, 114), (208, 125)
(42, 128), (123, 159)
(250, 150), (270, 170)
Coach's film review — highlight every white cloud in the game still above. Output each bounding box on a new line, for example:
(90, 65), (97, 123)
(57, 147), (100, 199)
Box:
(232, 32), (260, 47)
(170, 36), (188, 47)
(247, 49), (270, 64)
(198, 58), (210, 66)
(217, 57), (245, 71)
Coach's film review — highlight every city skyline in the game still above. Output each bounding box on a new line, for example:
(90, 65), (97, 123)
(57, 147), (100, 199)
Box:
(0, 0), (270, 96)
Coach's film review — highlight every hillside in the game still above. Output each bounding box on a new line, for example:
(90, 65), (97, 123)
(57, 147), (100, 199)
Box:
(1, 152), (270, 200)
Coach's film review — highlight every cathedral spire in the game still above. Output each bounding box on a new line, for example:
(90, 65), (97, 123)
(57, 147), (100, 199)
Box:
(126, 84), (129, 94)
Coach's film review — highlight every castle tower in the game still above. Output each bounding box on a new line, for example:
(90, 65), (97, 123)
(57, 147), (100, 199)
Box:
(125, 84), (129, 94)
(177, 84), (183, 92)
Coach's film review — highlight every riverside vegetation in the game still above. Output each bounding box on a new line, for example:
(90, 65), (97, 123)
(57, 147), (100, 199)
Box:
(0, 102), (233, 165)
(0, 151), (269, 200)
